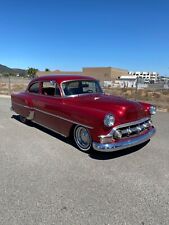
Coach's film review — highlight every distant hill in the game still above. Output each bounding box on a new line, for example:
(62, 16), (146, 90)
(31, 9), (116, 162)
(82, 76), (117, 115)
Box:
(12, 68), (27, 76)
(0, 64), (27, 76)
(0, 64), (14, 74)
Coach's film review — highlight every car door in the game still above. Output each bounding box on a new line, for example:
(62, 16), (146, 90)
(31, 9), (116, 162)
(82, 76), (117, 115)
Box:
(31, 80), (71, 137)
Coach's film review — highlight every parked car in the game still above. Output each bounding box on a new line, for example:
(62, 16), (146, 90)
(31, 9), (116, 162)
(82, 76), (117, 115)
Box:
(11, 75), (156, 152)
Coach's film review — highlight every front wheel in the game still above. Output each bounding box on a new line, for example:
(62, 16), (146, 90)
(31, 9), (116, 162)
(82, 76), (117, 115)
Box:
(73, 125), (92, 152)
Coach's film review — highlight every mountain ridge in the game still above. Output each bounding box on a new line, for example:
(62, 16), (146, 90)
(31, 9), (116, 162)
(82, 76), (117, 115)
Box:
(0, 64), (26, 75)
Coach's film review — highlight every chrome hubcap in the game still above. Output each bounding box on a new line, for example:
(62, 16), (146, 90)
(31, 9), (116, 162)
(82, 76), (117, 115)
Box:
(74, 126), (91, 151)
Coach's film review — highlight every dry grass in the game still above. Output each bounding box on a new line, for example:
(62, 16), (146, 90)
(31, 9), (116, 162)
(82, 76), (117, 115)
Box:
(105, 87), (169, 112)
(0, 83), (26, 95)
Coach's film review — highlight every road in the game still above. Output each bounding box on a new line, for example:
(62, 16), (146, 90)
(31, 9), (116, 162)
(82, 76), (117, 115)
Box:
(0, 97), (169, 225)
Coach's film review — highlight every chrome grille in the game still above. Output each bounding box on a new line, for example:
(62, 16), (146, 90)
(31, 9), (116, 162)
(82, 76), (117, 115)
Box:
(113, 118), (152, 139)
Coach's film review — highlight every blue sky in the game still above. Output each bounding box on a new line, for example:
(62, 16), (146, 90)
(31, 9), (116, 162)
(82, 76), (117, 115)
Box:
(0, 0), (169, 75)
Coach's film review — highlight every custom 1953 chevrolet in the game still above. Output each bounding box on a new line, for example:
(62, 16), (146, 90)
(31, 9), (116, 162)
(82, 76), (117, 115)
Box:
(11, 75), (156, 152)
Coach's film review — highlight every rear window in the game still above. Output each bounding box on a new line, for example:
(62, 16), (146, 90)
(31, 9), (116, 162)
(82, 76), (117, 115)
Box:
(28, 82), (39, 94)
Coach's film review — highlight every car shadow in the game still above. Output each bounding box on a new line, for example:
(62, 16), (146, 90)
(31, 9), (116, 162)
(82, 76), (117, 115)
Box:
(11, 115), (71, 144)
(11, 114), (150, 160)
(89, 140), (149, 160)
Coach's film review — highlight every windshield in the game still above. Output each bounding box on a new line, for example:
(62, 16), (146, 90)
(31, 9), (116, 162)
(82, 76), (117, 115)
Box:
(62, 80), (103, 96)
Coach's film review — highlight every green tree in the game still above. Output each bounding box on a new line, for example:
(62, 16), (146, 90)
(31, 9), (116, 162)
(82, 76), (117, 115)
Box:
(45, 68), (50, 72)
(27, 67), (38, 78)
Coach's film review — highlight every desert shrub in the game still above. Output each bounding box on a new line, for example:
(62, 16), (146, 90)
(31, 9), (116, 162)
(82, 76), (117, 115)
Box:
(0, 83), (7, 88)
(161, 90), (169, 95)
(152, 92), (161, 99)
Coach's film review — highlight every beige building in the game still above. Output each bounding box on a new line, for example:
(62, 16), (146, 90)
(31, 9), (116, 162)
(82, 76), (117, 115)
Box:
(36, 67), (128, 82)
(82, 67), (128, 81)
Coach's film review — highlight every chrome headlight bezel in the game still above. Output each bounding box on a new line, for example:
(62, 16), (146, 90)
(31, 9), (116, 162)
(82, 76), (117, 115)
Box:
(149, 105), (156, 115)
(104, 114), (115, 127)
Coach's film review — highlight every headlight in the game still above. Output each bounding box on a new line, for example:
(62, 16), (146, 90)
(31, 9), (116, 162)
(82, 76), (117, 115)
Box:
(149, 106), (156, 115)
(104, 114), (115, 127)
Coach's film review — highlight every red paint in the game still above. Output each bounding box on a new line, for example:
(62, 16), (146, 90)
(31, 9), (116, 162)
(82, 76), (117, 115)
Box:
(11, 75), (154, 143)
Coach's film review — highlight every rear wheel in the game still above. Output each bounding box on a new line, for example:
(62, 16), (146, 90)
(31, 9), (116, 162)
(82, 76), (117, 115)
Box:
(19, 115), (28, 124)
(73, 125), (92, 152)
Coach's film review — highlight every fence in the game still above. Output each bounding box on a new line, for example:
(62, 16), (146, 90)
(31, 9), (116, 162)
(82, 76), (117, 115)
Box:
(0, 75), (169, 111)
(0, 76), (31, 95)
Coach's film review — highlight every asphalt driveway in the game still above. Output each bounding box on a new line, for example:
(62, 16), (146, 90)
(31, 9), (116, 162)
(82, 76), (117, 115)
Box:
(0, 97), (169, 225)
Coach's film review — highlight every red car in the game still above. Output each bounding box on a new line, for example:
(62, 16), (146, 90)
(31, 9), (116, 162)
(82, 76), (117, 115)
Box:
(11, 75), (156, 152)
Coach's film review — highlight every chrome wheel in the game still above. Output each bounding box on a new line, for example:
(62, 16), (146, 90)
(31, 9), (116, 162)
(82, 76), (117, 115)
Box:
(19, 115), (27, 124)
(74, 126), (92, 152)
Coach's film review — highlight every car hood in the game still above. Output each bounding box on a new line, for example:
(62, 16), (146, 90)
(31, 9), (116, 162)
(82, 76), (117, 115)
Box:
(70, 94), (147, 124)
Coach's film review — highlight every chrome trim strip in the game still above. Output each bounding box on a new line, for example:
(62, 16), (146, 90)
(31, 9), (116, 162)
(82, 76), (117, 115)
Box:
(13, 102), (33, 110)
(114, 117), (150, 130)
(56, 115), (93, 129)
(34, 107), (58, 118)
(61, 93), (100, 98)
(24, 105), (33, 109)
(32, 121), (67, 137)
(33, 108), (93, 129)
(93, 127), (156, 152)
(12, 102), (93, 129)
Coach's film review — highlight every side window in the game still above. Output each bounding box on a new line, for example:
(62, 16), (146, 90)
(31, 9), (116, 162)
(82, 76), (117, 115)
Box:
(29, 82), (39, 94)
(42, 81), (61, 97)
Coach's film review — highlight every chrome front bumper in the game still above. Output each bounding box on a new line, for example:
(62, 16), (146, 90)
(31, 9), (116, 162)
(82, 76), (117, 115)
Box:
(92, 127), (156, 152)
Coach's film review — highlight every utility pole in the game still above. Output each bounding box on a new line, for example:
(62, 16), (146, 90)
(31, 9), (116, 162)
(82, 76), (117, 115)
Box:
(8, 75), (11, 95)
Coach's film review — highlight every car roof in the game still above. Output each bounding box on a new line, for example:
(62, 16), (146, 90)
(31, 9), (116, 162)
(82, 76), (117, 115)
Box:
(32, 75), (96, 84)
